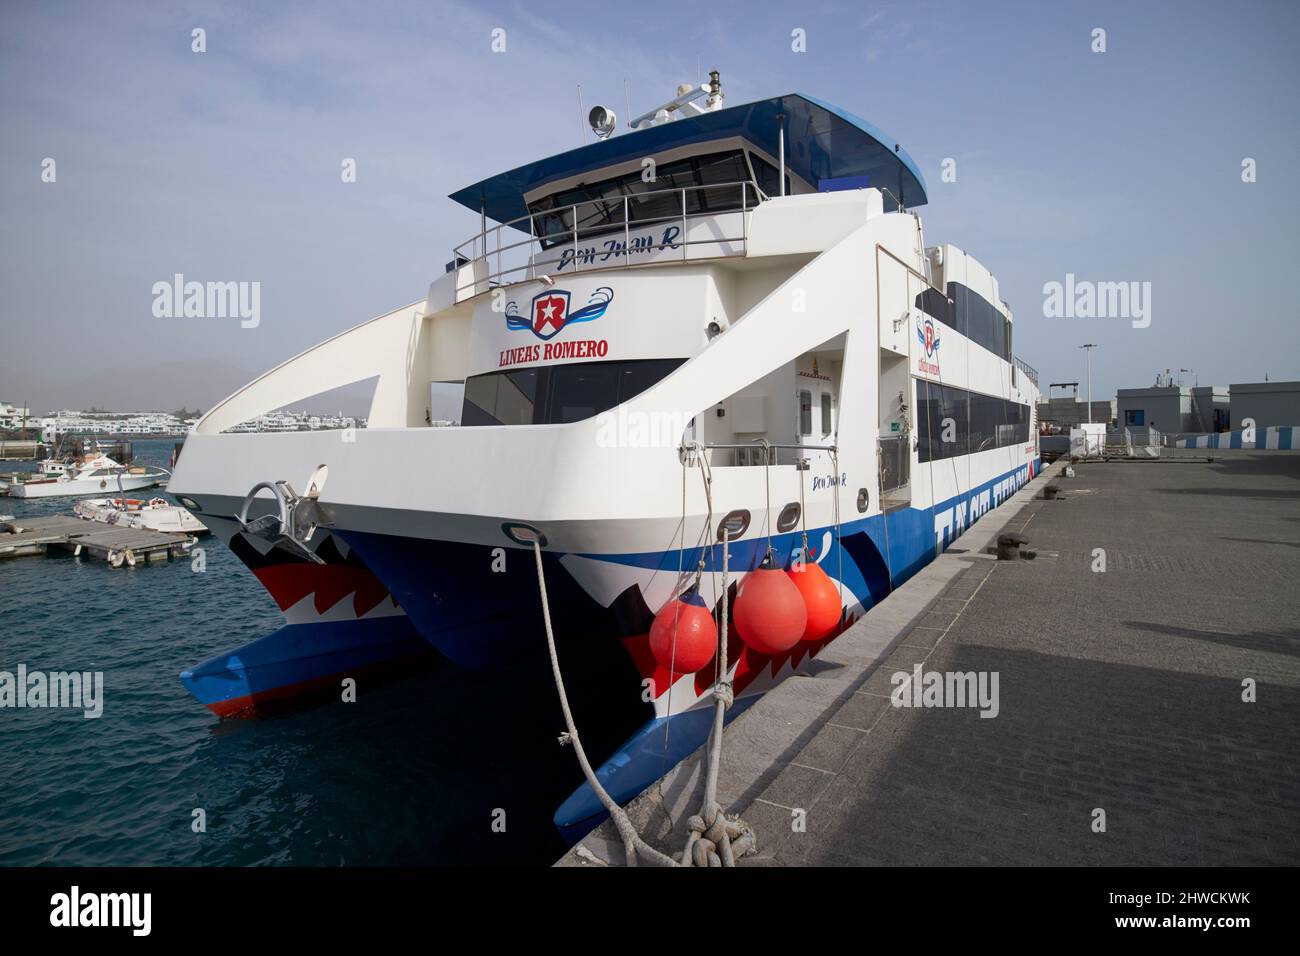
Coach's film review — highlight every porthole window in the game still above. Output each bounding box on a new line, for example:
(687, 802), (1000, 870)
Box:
(717, 509), (751, 541)
(777, 502), (800, 533)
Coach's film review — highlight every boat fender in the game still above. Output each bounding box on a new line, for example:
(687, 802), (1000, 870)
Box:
(648, 587), (717, 673)
(733, 553), (806, 655)
(786, 560), (842, 641)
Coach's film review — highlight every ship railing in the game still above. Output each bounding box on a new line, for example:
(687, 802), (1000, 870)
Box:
(684, 440), (838, 468)
(451, 181), (759, 299)
(1014, 357), (1039, 386)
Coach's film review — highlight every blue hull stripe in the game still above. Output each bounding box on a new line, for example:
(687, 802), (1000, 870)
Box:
(553, 459), (1036, 831)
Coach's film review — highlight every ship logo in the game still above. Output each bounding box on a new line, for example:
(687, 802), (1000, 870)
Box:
(916, 314), (940, 358)
(506, 286), (613, 341)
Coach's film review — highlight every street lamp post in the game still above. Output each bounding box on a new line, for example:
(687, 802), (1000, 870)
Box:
(1080, 344), (1098, 425)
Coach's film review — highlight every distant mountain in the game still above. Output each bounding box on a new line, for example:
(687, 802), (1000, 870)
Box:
(0, 358), (374, 418)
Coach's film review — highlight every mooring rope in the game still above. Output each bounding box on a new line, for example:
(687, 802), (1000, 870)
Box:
(759, 438), (773, 558)
(530, 538), (676, 868)
(831, 444), (844, 611)
(661, 442), (715, 769)
(680, 531), (756, 866)
(530, 438), (755, 866)
(798, 454), (809, 560)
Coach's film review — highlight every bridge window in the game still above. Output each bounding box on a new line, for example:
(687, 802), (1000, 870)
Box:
(749, 153), (791, 198)
(529, 150), (755, 249)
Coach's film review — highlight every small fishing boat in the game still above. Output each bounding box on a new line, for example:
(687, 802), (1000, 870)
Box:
(1, 454), (169, 498)
(73, 496), (208, 534)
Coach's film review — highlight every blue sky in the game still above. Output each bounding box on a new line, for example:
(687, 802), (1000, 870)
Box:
(2, 0), (1297, 410)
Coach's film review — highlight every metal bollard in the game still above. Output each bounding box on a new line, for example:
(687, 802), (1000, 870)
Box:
(997, 532), (1028, 560)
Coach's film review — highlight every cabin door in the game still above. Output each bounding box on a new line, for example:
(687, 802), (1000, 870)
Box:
(797, 383), (835, 451)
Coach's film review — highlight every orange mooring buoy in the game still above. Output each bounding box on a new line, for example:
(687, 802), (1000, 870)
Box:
(733, 554), (807, 655)
(649, 588), (718, 673)
(787, 559), (841, 642)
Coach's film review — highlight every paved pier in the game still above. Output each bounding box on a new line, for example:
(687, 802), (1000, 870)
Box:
(739, 453), (1300, 866)
(565, 452), (1300, 866)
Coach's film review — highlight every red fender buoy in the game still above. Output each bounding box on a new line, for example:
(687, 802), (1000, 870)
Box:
(787, 560), (842, 642)
(733, 556), (806, 655)
(649, 589), (717, 673)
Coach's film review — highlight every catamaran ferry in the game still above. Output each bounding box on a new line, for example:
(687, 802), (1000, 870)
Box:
(169, 76), (1041, 835)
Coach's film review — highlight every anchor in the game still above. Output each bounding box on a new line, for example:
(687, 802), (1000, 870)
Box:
(235, 464), (331, 564)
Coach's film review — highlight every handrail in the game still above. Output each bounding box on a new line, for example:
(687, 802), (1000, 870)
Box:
(688, 441), (838, 453)
(1014, 356), (1039, 385)
(452, 181), (760, 294)
(684, 438), (838, 469)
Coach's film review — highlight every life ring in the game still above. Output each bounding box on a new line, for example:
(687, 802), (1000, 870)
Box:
(100, 480), (107, 489)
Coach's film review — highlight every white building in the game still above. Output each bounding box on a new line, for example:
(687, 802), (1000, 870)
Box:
(0, 401), (32, 430)
(35, 410), (190, 438)
(1230, 380), (1300, 429)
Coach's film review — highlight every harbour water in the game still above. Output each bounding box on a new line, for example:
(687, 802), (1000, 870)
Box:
(0, 440), (585, 865)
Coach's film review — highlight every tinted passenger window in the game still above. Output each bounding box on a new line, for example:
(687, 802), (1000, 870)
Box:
(496, 369), (542, 425)
(946, 283), (968, 337)
(617, 359), (682, 404)
(915, 288), (951, 327)
(462, 374), (501, 426)
(461, 358), (686, 426)
(549, 363), (622, 424)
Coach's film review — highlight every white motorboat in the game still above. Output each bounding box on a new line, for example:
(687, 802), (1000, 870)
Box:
(1, 454), (169, 498)
(73, 496), (208, 534)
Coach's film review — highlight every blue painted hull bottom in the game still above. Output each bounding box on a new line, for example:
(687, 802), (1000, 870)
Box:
(180, 616), (437, 717)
